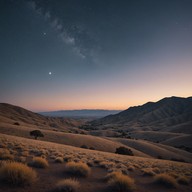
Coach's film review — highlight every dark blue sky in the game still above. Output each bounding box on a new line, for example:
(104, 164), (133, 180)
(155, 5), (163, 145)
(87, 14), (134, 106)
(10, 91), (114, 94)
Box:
(0, 0), (192, 111)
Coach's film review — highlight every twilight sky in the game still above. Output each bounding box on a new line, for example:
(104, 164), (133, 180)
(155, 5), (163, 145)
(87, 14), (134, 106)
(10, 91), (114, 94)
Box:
(0, 0), (192, 111)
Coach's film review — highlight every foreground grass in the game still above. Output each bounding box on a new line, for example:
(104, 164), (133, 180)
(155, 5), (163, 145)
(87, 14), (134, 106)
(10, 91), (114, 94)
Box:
(29, 157), (49, 168)
(0, 134), (192, 192)
(65, 161), (91, 177)
(153, 173), (178, 188)
(0, 161), (37, 186)
(107, 171), (135, 192)
(54, 178), (80, 192)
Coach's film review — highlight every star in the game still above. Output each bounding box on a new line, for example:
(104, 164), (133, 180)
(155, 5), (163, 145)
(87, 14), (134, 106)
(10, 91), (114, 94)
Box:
(43, 32), (47, 36)
(49, 72), (52, 75)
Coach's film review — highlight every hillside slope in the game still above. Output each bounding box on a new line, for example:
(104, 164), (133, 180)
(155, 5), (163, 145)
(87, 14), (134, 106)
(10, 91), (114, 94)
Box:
(90, 96), (192, 133)
(0, 103), (85, 133)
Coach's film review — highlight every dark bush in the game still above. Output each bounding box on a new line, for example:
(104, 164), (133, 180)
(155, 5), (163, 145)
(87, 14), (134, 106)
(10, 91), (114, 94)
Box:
(80, 145), (88, 149)
(14, 122), (20, 126)
(157, 155), (163, 159)
(171, 158), (186, 163)
(115, 147), (134, 156)
(30, 130), (44, 140)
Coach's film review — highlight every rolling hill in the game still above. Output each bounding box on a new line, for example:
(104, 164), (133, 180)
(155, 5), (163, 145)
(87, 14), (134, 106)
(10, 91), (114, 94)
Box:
(0, 101), (192, 162)
(89, 96), (192, 133)
(0, 103), (86, 133)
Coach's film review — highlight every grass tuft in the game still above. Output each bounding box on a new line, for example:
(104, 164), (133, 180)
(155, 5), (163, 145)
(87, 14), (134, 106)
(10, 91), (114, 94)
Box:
(29, 157), (49, 168)
(154, 173), (178, 188)
(0, 149), (14, 160)
(54, 178), (79, 192)
(0, 161), (37, 186)
(55, 157), (64, 163)
(177, 176), (190, 185)
(65, 162), (90, 177)
(107, 171), (135, 192)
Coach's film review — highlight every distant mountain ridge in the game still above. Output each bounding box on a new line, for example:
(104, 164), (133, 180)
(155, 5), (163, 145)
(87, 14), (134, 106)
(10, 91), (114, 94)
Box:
(39, 109), (121, 118)
(90, 96), (192, 134)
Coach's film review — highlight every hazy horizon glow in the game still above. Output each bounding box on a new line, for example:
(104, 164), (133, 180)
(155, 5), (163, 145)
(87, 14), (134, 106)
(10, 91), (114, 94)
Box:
(0, 0), (192, 112)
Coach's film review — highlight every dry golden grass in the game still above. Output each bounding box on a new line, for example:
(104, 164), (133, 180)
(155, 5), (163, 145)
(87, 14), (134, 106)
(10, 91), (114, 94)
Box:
(0, 161), (37, 186)
(107, 171), (135, 192)
(104, 171), (122, 181)
(21, 150), (29, 157)
(55, 157), (64, 163)
(65, 161), (91, 177)
(154, 173), (178, 188)
(15, 156), (26, 163)
(29, 157), (49, 168)
(177, 176), (190, 185)
(54, 178), (80, 192)
(142, 168), (156, 176)
(0, 148), (14, 160)
(99, 161), (115, 169)
(64, 155), (73, 162)
(1, 133), (192, 185)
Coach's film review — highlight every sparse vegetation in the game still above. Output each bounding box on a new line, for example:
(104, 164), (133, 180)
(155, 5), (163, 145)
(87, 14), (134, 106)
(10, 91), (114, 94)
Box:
(177, 176), (190, 185)
(65, 161), (90, 177)
(142, 168), (156, 176)
(29, 157), (49, 168)
(30, 130), (44, 140)
(0, 149), (14, 160)
(55, 157), (64, 163)
(107, 171), (135, 192)
(0, 161), (37, 186)
(115, 147), (134, 156)
(13, 122), (20, 126)
(54, 178), (80, 192)
(80, 144), (88, 149)
(104, 171), (122, 181)
(154, 173), (178, 188)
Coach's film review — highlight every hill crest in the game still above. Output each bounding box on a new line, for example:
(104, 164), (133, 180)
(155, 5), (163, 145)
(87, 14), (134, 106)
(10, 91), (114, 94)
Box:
(90, 96), (192, 133)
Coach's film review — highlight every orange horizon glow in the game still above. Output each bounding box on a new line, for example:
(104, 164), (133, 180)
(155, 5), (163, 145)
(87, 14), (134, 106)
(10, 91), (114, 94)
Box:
(7, 92), (192, 112)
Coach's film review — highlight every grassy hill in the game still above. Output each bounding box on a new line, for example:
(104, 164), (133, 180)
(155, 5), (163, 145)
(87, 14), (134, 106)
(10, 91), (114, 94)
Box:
(89, 96), (192, 133)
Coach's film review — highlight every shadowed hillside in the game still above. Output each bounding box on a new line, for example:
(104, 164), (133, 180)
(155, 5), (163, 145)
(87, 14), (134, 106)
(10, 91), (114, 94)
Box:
(89, 97), (192, 133)
(0, 103), (86, 133)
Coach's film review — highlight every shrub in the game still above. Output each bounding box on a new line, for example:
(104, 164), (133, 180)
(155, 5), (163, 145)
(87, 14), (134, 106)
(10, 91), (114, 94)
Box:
(55, 157), (64, 163)
(80, 145), (88, 149)
(64, 155), (73, 162)
(107, 172), (135, 192)
(142, 168), (156, 176)
(154, 173), (177, 188)
(14, 122), (20, 125)
(65, 162), (90, 177)
(104, 171), (122, 181)
(54, 178), (80, 192)
(29, 157), (49, 168)
(0, 161), (37, 186)
(15, 156), (26, 163)
(0, 149), (14, 160)
(115, 147), (134, 156)
(30, 130), (44, 140)
(177, 176), (190, 185)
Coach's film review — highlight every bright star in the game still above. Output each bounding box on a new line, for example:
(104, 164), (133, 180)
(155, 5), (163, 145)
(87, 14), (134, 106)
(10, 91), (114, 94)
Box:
(49, 72), (52, 75)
